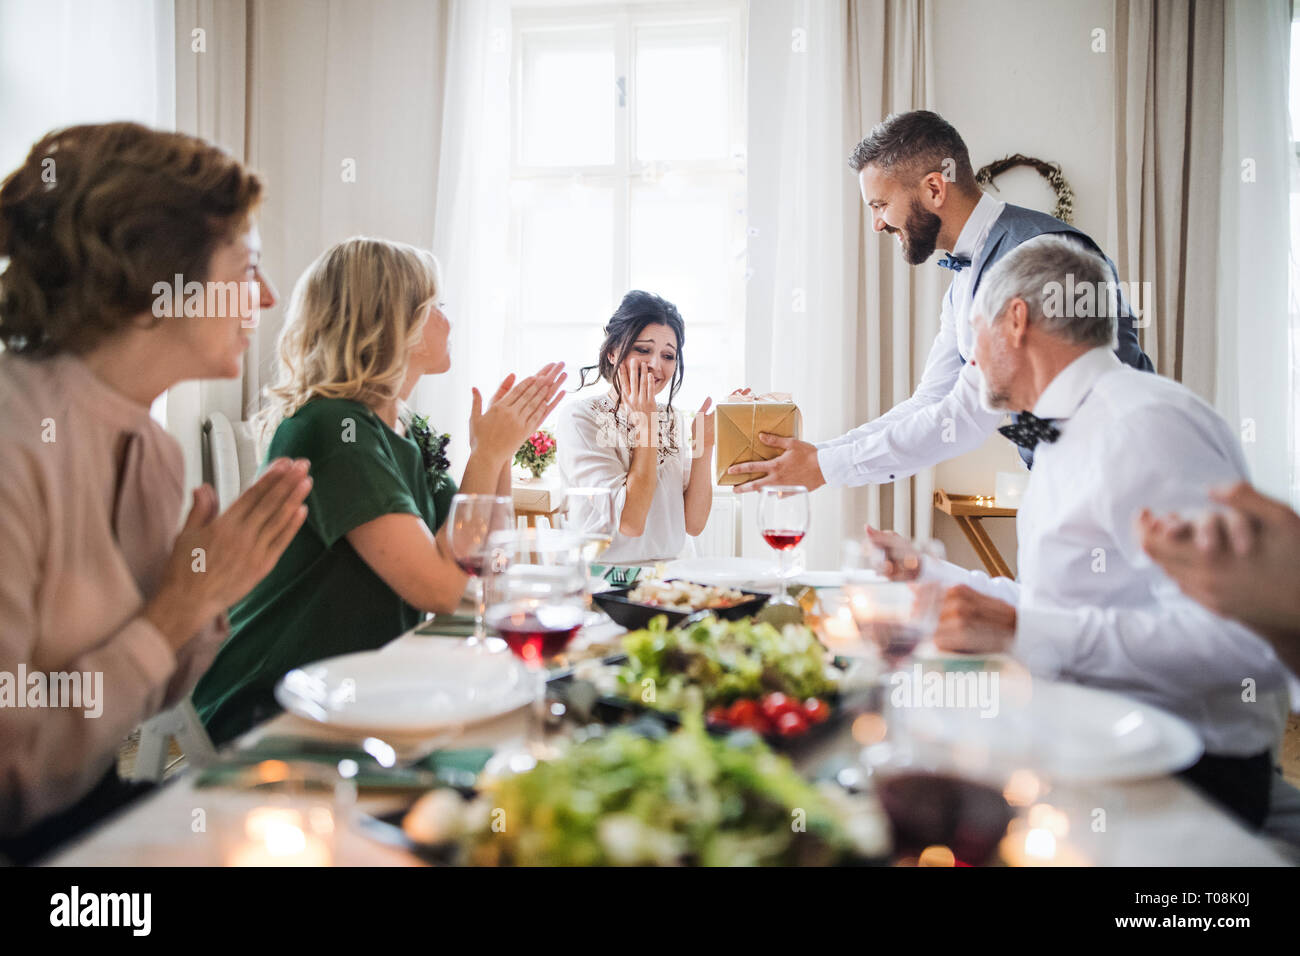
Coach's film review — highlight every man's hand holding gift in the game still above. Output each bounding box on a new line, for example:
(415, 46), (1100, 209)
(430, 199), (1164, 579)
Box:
(727, 432), (827, 493)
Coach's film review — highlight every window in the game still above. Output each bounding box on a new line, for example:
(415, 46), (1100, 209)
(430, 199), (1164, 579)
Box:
(509, 1), (746, 414)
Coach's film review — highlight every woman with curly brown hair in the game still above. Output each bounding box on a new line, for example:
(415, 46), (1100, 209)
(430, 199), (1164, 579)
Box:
(0, 122), (311, 859)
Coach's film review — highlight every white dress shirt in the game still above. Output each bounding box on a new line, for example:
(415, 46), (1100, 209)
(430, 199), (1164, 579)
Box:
(816, 192), (1007, 486)
(556, 393), (696, 564)
(921, 347), (1292, 757)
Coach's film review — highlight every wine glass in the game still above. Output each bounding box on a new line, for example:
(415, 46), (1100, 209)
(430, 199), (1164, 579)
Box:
(758, 485), (810, 606)
(445, 494), (515, 648)
(482, 528), (586, 769)
(484, 528), (587, 665)
(555, 487), (616, 625)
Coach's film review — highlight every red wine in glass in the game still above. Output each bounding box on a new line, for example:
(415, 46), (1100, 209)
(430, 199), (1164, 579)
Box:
(876, 771), (1014, 865)
(487, 605), (585, 665)
(862, 620), (924, 668)
(456, 555), (486, 578)
(762, 529), (806, 551)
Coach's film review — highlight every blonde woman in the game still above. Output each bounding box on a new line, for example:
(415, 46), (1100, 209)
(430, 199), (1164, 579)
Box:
(192, 238), (565, 744)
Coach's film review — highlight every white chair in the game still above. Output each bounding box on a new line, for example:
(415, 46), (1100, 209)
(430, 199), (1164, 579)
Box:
(129, 414), (264, 782)
(202, 411), (263, 510)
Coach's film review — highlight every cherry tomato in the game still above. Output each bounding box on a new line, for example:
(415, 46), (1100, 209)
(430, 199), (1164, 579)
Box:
(727, 699), (759, 726)
(707, 707), (731, 728)
(777, 711), (809, 737)
(760, 692), (796, 722)
(802, 698), (830, 724)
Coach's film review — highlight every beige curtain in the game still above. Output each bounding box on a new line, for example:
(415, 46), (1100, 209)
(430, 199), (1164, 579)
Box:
(1107, 0), (1225, 396)
(844, 0), (944, 537)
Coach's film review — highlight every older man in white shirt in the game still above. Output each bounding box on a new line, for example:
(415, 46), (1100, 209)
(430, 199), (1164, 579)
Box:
(901, 233), (1292, 827)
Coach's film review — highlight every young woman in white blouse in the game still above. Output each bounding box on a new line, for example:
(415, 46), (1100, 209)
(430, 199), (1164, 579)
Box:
(557, 291), (746, 564)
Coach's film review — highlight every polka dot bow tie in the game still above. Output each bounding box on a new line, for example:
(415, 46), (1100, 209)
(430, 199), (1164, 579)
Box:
(936, 254), (972, 272)
(998, 412), (1061, 450)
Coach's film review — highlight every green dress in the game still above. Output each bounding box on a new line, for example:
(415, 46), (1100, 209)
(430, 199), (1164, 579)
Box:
(191, 398), (458, 746)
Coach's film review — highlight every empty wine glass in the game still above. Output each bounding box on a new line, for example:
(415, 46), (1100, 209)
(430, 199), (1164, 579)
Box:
(758, 485), (810, 606)
(445, 494), (515, 647)
(555, 486), (616, 625)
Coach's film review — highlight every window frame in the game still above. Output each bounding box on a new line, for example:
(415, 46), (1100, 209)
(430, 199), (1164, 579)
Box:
(506, 0), (747, 407)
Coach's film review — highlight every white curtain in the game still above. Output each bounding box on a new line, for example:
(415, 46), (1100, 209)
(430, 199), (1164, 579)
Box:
(1214, 0), (1294, 503)
(0, 0), (174, 174)
(746, 0), (938, 569)
(411, 0), (514, 474)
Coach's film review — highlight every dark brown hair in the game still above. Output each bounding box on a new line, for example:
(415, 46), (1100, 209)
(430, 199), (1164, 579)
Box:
(0, 122), (263, 355)
(848, 110), (979, 193)
(578, 290), (685, 414)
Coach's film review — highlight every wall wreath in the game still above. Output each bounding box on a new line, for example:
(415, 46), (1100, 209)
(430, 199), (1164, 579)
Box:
(975, 154), (1075, 225)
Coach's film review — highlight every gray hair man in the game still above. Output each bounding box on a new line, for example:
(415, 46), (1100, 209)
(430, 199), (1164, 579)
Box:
(911, 234), (1292, 828)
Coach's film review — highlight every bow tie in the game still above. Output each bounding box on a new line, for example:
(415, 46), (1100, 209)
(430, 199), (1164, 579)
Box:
(936, 254), (972, 272)
(998, 412), (1061, 451)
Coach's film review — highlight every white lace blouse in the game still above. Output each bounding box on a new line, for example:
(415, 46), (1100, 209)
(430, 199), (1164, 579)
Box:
(556, 392), (696, 564)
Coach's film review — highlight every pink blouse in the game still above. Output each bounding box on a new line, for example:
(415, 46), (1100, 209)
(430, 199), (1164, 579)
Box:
(0, 353), (228, 835)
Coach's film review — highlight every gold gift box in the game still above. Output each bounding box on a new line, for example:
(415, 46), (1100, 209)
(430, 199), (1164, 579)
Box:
(714, 393), (802, 486)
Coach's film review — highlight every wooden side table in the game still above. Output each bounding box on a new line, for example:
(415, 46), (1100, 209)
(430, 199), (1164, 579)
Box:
(513, 476), (563, 529)
(933, 489), (1017, 578)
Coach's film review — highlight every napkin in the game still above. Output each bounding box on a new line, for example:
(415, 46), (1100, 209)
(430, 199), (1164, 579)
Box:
(194, 737), (494, 792)
(414, 613), (477, 637)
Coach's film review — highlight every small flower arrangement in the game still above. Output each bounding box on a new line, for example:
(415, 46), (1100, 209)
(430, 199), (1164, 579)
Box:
(514, 429), (556, 479)
(406, 411), (452, 490)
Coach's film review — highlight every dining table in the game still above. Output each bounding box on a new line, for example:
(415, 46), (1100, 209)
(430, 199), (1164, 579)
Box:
(46, 576), (1295, 868)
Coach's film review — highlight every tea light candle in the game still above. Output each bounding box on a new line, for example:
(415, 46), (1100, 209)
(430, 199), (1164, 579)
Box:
(994, 471), (1029, 508)
(819, 604), (859, 650)
(227, 808), (332, 867)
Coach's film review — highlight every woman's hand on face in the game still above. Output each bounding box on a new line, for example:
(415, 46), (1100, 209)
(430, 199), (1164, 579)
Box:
(691, 397), (715, 450)
(470, 362), (567, 461)
(617, 361), (660, 448)
(148, 459), (312, 648)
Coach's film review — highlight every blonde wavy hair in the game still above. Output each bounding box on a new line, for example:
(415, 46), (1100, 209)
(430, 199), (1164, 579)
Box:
(259, 237), (440, 437)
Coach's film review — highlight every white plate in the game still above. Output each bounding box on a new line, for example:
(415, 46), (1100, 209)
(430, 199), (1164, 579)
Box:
(661, 557), (782, 589)
(274, 643), (535, 738)
(896, 677), (1201, 783)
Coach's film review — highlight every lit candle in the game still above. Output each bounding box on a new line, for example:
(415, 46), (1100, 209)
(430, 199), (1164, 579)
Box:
(227, 808), (333, 867)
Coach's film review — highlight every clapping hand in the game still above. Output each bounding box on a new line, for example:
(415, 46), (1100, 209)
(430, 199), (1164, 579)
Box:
(1139, 481), (1300, 641)
(469, 362), (567, 459)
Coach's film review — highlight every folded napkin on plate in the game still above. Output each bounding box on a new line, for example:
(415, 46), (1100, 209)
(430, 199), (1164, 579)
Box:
(591, 564), (644, 586)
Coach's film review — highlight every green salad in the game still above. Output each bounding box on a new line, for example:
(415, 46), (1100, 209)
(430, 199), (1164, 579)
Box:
(436, 720), (886, 866)
(615, 615), (836, 711)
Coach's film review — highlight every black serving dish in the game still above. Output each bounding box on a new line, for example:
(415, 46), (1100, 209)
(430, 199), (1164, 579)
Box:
(546, 661), (868, 756)
(591, 580), (770, 630)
